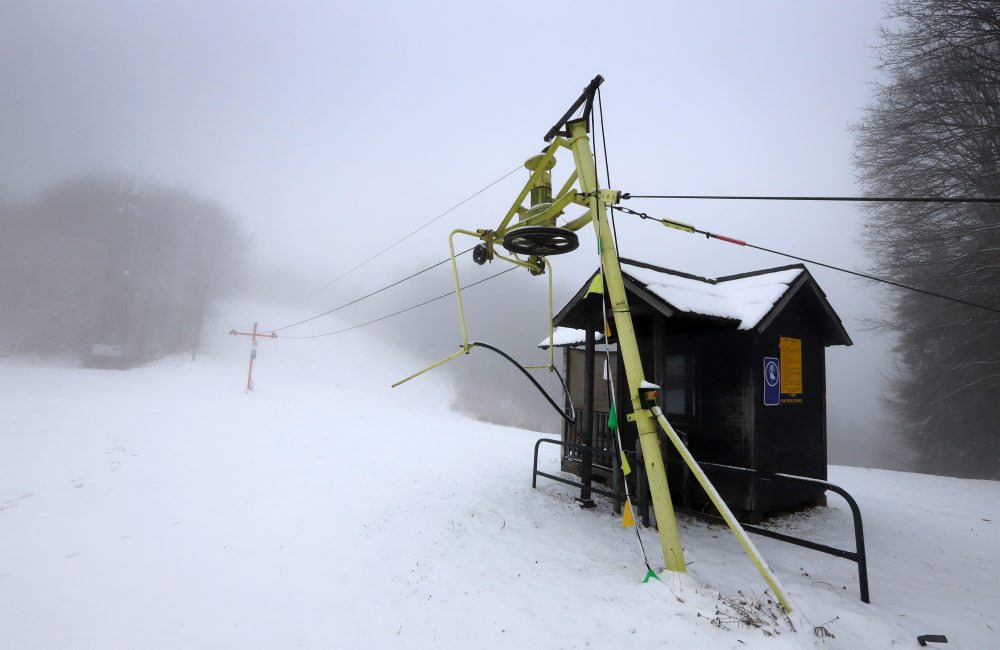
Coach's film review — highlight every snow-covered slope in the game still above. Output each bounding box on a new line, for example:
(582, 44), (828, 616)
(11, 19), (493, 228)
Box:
(1, 302), (997, 649)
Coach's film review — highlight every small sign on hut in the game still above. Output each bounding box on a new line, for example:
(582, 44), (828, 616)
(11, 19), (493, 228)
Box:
(540, 258), (852, 521)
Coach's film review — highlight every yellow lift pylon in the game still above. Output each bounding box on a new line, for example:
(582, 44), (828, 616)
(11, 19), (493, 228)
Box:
(393, 75), (794, 612)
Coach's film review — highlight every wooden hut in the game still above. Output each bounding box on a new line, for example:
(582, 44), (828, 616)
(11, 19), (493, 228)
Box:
(542, 257), (852, 521)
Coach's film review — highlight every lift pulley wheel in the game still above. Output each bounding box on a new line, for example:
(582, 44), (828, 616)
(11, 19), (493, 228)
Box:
(501, 226), (579, 256)
(472, 244), (489, 265)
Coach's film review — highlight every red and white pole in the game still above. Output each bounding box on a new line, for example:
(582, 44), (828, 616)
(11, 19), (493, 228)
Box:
(229, 321), (277, 391)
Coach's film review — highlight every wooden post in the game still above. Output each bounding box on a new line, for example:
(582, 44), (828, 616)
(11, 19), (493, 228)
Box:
(578, 321), (596, 508)
(246, 322), (257, 391)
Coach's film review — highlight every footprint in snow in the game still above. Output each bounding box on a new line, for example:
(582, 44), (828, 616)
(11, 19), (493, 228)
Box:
(0, 492), (35, 512)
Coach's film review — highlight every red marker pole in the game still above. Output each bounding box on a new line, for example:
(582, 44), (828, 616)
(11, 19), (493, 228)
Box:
(229, 322), (277, 391)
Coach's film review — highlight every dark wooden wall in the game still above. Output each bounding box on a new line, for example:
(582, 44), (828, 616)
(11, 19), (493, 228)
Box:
(558, 285), (832, 520)
(649, 327), (753, 513)
(626, 313), (755, 513)
(750, 295), (828, 513)
(563, 347), (619, 475)
(567, 347), (614, 413)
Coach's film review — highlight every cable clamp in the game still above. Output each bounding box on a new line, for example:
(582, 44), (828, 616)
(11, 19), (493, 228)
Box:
(599, 189), (622, 205)
(579, 189), (623, 205)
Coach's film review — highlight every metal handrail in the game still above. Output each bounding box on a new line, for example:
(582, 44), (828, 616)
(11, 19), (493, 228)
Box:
(534, 436), (870, 604)
(677, 461), (870, 604)
(532, 438), (622, 503)
(766, 471), (869, 604)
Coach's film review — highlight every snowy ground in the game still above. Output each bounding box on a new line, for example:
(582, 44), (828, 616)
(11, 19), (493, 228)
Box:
(1, 302), (998, 649)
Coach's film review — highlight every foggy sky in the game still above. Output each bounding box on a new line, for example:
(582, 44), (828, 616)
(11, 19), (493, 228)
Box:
(0, 1), (904, 466)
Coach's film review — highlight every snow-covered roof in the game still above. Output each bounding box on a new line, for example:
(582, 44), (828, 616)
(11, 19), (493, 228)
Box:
(537, 327), (604, 349)
(621, 261), (802, 330)
(552, 258), (851, 346)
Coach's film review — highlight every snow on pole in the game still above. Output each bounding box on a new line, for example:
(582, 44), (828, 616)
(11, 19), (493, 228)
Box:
(651, 404), (796, 613)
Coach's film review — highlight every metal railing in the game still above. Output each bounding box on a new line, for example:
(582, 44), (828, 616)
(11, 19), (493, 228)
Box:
(746, 471), (869, 604)
(647, 452), (871, 604)
(563, 408), (615, 467)
(532, 438), (623, 505)
(534, 436), (871, 604)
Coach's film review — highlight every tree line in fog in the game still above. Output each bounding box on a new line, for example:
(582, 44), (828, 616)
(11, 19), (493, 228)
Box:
(0, 176), (245, 365)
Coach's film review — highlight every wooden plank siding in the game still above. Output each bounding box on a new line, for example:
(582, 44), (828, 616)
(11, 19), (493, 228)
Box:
(561, 347), (619, 480)
(554, 266), (847, 521)
(658, 332), (753, 514)
(751, 297), (828, 513)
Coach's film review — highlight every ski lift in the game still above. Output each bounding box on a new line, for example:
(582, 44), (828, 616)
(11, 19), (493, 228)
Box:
(390, 74), (795, 613)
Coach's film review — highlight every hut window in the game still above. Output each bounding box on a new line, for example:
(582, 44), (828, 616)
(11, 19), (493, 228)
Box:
(664, 352), (696, 417)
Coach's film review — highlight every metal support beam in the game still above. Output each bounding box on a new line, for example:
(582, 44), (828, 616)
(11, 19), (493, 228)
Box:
(652, 405), (793, 611)
(566, 118), (686, 573)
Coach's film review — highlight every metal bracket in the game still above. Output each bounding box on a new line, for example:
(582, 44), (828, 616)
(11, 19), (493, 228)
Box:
(543, 75), (604, 142)
(626, 408), (652, 423)
(599, 189), (622, 205)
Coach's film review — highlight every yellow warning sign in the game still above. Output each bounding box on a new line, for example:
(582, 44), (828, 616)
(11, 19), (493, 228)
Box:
(779, 336), (803, 398)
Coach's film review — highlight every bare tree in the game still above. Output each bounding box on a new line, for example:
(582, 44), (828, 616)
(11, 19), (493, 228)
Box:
(855, 0), (1000, 478)
(0, 176), (246, 364)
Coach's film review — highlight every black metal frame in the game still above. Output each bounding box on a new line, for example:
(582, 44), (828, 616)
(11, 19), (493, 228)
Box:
(532, 437), (870, 604)
(543, 75), (604, 142)
(532, 438), (623, 505)
(682, 462), (870, 604)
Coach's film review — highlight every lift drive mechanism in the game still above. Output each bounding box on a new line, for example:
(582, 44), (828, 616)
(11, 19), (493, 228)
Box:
(393, 76), (794, 612)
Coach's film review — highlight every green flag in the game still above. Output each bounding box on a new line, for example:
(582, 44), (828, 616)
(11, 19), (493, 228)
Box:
(607, 403), (618, 430)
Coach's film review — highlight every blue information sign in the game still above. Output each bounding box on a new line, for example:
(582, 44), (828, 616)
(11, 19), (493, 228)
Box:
(763, 356), (780, 406)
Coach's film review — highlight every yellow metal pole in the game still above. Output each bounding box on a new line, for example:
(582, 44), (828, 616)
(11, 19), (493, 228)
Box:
(448, 229), (479, 348)
(553, 169), (579, 201)
(391, 348), (469, 388)
(493, 251), (545, 273)
(392, 229), (479, 388)
(499, 190), (580, 233)
(566, 120), (687, 573)
(652, 405), (795, 612)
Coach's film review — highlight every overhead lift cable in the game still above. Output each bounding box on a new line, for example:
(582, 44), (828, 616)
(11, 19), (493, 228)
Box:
(269, 164), (524, 317)
(596, 87), (622, 251)
(616, 205), (1000, 315)
(264, 247), (474, 333)
(593, 86), (658, 578)
(276, 267), (576, 423)
(280, 266), (518, 339)
(622, 193), (1000, 204)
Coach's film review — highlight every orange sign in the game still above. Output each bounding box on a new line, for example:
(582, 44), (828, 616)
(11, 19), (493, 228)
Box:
(779, 336), (802, 400)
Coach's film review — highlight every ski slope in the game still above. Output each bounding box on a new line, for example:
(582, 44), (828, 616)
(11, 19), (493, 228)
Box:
(1, 302), (997, 649)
